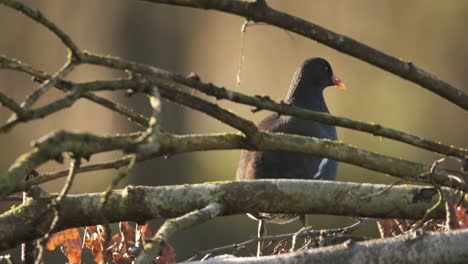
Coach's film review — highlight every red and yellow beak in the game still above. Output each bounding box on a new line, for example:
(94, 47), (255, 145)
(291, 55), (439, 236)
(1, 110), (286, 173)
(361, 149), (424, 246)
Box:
(332, 74), (346, 90)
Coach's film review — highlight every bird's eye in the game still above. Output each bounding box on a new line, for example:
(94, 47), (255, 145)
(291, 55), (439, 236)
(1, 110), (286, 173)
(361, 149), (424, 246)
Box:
(324, 66), (329, 72)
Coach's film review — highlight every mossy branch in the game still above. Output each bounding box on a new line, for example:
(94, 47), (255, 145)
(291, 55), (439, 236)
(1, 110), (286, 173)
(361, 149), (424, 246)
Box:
(0, 131), (139, 199)
(5, 127), (466, 199)
(0, 180), (463, 251)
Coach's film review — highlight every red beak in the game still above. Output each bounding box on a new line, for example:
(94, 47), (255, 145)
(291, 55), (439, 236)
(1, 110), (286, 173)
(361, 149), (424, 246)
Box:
(332, 74), (346, 90)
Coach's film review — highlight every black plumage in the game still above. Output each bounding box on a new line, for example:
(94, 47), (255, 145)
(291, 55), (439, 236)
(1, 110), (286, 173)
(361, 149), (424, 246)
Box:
(236, 58), (344, 225)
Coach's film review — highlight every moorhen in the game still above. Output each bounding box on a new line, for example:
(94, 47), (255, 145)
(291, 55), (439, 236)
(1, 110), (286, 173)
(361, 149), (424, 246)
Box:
(236, 57), (345, 255)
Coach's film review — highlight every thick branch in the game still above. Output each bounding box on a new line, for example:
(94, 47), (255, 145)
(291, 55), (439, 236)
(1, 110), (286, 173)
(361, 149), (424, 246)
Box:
(0, 180), (463, 250)
(141, 0), (468, 111)
(0, 131), (138, 198)
(8, 130), (467, 197)
(135, 202), (224, 263)
(187, 229), (468, 264)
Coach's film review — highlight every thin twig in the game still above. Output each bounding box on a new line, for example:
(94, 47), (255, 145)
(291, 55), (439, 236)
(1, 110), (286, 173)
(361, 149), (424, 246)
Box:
(0, 55), (149, 129)
(0, 91), (24, 116)
(18, 60), (76, 111)
(236, 20), (250, 87)
(34, 158), (81, 264)
(98, 154), (137, 251)
(21, 193), (34, 264)
(1, 85), (83, 133)
(82, 92), (149, 128)
(1, 0), (80, 56)
(187, 218), (373, 261)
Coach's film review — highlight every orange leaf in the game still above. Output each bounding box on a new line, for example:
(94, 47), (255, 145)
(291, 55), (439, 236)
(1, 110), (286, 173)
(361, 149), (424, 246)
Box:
(46, 228), (82, 264)
(135, 223), (155, 248)
(120, 221), (135, 245)
(84, 225), (106, 263)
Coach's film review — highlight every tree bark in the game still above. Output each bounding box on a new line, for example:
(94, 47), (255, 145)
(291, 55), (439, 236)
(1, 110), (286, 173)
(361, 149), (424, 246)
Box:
(0, 180), (460, 251)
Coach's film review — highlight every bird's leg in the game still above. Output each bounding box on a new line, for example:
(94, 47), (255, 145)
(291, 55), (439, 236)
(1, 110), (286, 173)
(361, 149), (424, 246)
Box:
(257, 219), (266, 257)
(299, 214), (308, 227)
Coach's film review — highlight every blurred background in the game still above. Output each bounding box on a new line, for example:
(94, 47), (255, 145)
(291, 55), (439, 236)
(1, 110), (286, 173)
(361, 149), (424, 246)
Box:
(0, 0), (467, 262)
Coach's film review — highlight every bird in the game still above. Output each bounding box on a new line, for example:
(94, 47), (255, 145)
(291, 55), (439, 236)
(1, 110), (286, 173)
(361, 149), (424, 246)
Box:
(235, 57), (345, 256)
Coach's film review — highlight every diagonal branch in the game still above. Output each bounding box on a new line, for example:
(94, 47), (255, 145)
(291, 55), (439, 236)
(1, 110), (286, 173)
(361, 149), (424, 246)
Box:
(139, 0), (468, 111)
(0, 91), (24, 116)
(155, 81), (260, 140)
(0, 55), (149, 129)
(135, 202), (224, 263)
(15, 59), (76, 111)
(1, 0), (80, 56)
(34, 158), (81, 264)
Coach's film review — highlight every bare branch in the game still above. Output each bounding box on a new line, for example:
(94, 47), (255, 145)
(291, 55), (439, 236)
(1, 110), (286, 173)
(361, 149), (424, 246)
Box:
(0, 131), (139, 199)
(82, 92), (149, 128)
(0, 91), (24, 116)
(140, 0), (468, 111)
(34, 158), (81, 264)
(0, 84), (83, 133)
(18, 60), (76, 111)
(7, 128), (466, 198)
(135, 202), (224, 263)
(0, 55), (149, 129)
(1, 0), (80, 56)
(155, 81), (260, 140)
(134, 84), (163, 154)
(185, 229), (468, 264)
(0, 180), (462, 251)
(24, 156), (133, 188)
(79, 53), (468, 159)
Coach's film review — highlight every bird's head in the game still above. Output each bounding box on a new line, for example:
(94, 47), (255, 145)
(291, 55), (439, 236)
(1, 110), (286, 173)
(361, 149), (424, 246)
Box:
(285, 58), (345, 107)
